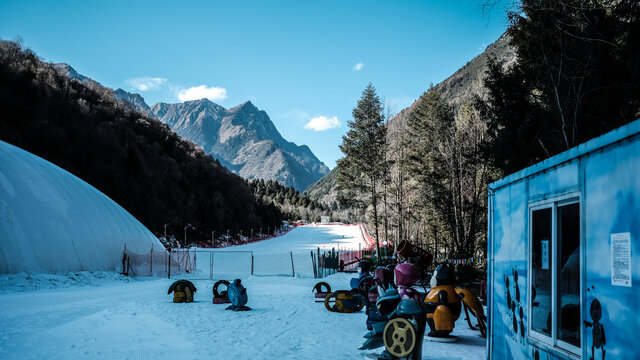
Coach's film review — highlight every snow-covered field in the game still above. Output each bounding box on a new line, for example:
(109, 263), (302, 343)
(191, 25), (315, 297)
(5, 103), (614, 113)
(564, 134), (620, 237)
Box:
(0, 225), (486, 359)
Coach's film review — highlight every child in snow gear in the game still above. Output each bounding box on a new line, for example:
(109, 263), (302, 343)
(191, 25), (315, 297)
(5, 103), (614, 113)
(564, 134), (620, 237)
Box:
(324, 290), (365, 313)
(225, 279), (251, 311)
(212, 280), (231, 304)
(424, 263), (461, 341)
(168, 280), (197, 303)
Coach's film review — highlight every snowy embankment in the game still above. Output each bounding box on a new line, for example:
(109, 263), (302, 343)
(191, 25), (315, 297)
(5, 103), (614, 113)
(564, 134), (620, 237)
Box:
(0, 225), (486, 360)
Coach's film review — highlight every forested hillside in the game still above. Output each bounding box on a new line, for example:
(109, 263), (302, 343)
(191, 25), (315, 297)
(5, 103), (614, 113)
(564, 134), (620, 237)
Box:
(249, 179), (330, 223)
(0, 41), (282, 244)
(311, 0), (640, 268)
(304, 33), (516, 252)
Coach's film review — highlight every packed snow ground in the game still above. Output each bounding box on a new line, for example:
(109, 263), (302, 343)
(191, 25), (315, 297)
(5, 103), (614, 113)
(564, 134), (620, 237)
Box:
(0, 225), (486, 359)
(192, 224), (367, 279)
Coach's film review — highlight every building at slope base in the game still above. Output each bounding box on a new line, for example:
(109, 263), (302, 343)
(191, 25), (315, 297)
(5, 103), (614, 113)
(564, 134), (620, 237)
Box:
(0, 140), (166, 274)
(487, 120), (640, 359)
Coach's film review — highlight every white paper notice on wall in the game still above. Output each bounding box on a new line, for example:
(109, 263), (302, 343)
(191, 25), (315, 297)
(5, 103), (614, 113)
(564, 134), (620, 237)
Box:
(611, 232), (632, 287)
(541, 239), (550, 270)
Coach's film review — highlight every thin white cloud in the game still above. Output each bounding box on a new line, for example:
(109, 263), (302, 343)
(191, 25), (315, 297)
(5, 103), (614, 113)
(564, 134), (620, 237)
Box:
(126, 77), (167, 91)
(281, 109), (311, 123)
(177, 85), (227, 102)
(304, 116), (340, 131)
(353, 62), (364, 71)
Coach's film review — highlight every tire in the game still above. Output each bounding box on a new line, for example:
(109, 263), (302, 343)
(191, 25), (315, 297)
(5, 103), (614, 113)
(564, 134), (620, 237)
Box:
(324, 292), (336, 312)
(213, 280), (230, 299)
(358, 276), (374, 295)
(313, 281), (331, 294)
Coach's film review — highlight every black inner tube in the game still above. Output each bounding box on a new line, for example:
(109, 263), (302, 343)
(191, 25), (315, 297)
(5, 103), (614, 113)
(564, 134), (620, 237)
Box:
(213, 280), (230, 298)
(313, 281), (331, 294)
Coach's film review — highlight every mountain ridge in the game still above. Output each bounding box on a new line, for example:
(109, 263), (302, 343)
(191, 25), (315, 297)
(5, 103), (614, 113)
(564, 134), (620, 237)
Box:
(0, 40), (283, 243)
(151, 99), (329, 191)
(50, 63), (329, 192)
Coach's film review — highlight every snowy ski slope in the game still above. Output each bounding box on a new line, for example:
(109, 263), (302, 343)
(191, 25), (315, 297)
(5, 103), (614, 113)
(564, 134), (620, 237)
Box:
(0, 225), (486, 359)
(187, 224), (366, 279)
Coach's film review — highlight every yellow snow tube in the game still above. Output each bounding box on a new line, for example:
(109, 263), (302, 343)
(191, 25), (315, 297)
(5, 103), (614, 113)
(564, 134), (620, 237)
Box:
(173, 287), (194, 303)
(324, 290), (365, 313)
(168, 280), (197, 303)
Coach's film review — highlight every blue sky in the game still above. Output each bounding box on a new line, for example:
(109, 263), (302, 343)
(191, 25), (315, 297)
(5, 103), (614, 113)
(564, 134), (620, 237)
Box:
(0, 0), (509, 169)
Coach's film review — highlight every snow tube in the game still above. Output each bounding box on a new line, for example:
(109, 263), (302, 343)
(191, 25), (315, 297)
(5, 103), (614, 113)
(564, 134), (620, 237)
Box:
(313, 282), (331, 299)
(168, 280), (197, 303)
(225, 279), (251, 311)
(212, 280), (231, 304)
(324, 290), (365, 313)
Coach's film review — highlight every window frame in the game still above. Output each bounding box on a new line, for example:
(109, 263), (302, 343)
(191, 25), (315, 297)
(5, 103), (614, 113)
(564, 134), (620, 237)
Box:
(528, 193), (582, 357)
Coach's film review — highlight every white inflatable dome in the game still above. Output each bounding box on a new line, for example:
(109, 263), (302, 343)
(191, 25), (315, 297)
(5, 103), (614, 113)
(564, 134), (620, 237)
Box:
(0, 140), (165, 273)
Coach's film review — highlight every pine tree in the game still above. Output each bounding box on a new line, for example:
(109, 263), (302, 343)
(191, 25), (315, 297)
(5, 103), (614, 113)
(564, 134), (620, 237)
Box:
(481, 0), (640, 174)
(337, 83), (387, 256)
(406, 89), (453, 255)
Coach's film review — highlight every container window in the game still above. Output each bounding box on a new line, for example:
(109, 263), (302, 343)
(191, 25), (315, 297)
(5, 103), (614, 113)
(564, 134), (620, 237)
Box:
(557, 203), (580, 347)
(529, 198), (581, 355)
(531, 208), (552, 336)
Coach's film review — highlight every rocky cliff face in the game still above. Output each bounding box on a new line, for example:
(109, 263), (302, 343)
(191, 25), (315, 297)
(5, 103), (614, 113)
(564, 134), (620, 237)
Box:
(151, 99), (329, 191)
(114, 88), (151, 113)
(53, 64), (152, 114)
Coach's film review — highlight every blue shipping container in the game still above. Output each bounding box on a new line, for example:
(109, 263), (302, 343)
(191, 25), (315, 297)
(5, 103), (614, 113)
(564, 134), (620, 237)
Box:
(487, 120), (640, 359)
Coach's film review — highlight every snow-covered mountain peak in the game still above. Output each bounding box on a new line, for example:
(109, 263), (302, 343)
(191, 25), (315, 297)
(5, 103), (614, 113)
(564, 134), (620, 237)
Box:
(52, 63), (87, 82)
(151, 100), (329, 191)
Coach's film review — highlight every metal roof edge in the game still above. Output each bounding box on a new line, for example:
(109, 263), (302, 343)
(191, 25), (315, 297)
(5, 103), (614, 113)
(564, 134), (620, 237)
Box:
(489, 118), (640, 191)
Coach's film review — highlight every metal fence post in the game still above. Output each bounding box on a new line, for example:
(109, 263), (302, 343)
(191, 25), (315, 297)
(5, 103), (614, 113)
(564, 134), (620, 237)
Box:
(211, 251), (215, 278)
(290, 251), (295, 277)
(322, 253), (325, 278)
(251, 251), (254, 275)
